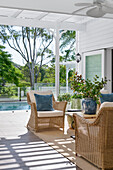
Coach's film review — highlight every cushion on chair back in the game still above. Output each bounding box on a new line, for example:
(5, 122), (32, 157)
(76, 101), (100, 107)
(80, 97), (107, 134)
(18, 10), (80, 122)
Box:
(99, 89), (109, 104)
(97, 89), (109, 111)
(100, 89), (109, 94)
(34, 93), (54, 111)
(100, 102), (113, 110)
(28, 90), (53, 103)
(100, 93), (113, 103)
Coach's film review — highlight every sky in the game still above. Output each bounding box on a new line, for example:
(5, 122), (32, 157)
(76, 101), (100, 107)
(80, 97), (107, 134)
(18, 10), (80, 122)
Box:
(3, 36), (55, 67)
(1, 26), (56, 67)
(6, 44), (25, 66)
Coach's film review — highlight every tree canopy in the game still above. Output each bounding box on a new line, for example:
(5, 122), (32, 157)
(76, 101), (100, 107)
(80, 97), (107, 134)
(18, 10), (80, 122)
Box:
(0, 27), (76, 88)
(0, 26), (54, 88)
(0, 45), (22, 86)
(60, 30), (76, 62)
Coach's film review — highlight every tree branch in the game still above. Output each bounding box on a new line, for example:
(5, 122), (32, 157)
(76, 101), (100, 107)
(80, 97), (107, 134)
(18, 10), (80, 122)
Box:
(26, 27), (32, 62)
(33, 28), (37, 61)
(22, 27), (29, 62)
(0, 31), (28, 62)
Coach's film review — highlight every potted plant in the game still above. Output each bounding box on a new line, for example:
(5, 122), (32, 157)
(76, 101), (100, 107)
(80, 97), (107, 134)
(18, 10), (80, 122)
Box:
(71, 93), (82, 110)
(70, 72), (107, 114)
(57, 93), (71, 110)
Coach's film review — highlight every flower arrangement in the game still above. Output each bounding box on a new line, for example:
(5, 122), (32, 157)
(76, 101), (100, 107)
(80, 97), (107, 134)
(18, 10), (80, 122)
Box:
(70, 72), (107, 104)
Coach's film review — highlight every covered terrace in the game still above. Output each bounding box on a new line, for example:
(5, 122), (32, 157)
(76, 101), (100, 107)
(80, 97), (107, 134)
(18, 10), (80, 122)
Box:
(0, 0), (112, 95)
(0, 0), (92, 98)
(0, 0), (113, 170)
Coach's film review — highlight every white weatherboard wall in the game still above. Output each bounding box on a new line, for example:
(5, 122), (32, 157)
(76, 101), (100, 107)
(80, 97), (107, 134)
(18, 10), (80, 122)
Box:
(79, 18), (113, 92)
(79, 19), (113, 52)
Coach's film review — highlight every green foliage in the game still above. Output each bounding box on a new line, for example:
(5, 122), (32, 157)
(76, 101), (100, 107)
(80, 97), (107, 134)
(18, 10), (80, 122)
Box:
(18, 80), (30, 87)
(0, 45), (22, 86)
(72, 93), (82, 99)
(60, 65), (66, 85)
(0, 86), (18, 97)
(60, 30), (76, 62)
(70, 72), (108, 103)
(59, 65), (74, 85)
(0, 26), (54, 88)
(20, 64), (30, 83)
(39, 65), (55, 83)
(57, 93), (71, 102)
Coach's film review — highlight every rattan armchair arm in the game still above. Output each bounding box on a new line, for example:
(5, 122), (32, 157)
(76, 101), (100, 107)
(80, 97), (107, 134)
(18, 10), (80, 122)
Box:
(73, 113), (95, 126)
(53, 101), (67, 113)
(27, 102), (38, 131)
(73, 114), (91, 138)
(27, 92), (32, 105)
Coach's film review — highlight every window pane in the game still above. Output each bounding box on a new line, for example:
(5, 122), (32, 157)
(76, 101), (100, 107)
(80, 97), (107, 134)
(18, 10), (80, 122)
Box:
(86, 54), (102, 81)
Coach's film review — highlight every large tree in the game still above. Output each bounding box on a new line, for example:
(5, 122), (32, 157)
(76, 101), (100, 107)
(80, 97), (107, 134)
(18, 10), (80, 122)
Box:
(0, 45), (22, 86)
(60, 30), (76, 62)
(0, 26), (54, 89)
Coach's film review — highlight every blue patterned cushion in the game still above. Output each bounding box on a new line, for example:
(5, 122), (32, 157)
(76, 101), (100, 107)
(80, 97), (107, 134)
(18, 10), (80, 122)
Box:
(100, 93), (113, 103)
(34, 94), (54, 111)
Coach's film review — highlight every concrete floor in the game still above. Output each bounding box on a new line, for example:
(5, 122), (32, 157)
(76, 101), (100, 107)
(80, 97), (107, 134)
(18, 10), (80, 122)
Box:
(0, 110), (80, 170)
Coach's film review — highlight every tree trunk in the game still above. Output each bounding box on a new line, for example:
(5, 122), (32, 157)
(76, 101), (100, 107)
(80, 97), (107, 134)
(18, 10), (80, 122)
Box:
(27, 62), (35, 89)
(35, 67), (38, 83)
(31, 62), (35, 89)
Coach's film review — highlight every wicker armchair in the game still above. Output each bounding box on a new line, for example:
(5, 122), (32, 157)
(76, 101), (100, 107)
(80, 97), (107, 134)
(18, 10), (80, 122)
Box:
(73, 102), (113, 170)
(27, 90), (67, 132)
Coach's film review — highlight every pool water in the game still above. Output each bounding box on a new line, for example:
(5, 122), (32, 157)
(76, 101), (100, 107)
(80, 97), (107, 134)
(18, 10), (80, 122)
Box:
(0, 102), (31, 111)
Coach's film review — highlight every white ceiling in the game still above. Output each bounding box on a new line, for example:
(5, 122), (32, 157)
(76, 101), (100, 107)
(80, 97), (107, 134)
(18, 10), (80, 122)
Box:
(0, 0), (112, 30)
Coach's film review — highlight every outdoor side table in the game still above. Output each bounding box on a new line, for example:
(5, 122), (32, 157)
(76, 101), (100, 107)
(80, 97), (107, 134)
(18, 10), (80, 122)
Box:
(65, 109), (82, 129)
(65, 110), (97, 130)
(66, 111), (97, 139)
(74, 112), (97, 119)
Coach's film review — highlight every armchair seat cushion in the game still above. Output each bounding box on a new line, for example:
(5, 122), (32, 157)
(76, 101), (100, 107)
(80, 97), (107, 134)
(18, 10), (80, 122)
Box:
(37, 110), (63, 117)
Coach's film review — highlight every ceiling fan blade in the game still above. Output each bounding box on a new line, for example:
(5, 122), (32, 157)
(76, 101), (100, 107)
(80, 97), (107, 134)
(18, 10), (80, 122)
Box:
(86, 7), (106, 17)
(102, 5), (113, 14)
(103, 0), (113, 8)
(74, 3), (92, 6)
(72, 5), (93, 14)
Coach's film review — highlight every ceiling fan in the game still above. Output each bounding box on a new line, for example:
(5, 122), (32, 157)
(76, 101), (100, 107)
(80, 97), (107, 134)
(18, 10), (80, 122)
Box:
(73, 0), (113, 18)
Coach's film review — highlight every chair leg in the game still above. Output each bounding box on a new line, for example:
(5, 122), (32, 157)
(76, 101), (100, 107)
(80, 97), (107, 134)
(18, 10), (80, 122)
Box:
(26, 124), (29, 130)
(35, 129), (39, 132)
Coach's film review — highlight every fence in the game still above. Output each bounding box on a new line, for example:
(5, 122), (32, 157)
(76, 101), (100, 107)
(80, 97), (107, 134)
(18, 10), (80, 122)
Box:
(0, 86), (31, 102)
(0, 83), (73, 101)
(34, 83), (73, 99)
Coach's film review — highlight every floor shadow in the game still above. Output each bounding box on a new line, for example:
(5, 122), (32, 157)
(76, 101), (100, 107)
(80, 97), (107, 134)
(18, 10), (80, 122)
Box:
(0, 131), (77, 170)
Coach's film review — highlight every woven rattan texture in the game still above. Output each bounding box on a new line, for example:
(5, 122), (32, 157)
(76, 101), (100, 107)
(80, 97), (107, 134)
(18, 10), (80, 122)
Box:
(27, 90), (67, 132)
(74, 104), (113, 170)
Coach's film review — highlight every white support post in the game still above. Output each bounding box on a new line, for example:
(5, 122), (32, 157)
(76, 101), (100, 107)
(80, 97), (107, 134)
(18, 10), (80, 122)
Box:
(76, 31), (78, 54)
(76, 31), (82, 74)
(66, 67), (69, 93)
(55, 27), (60, 99)
(76, 31), (79, 73)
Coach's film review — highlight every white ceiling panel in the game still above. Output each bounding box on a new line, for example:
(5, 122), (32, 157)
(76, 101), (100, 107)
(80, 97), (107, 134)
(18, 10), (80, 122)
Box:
(17, 10), (44, 19)
(0, 0), (112, 29)
(0, 8), (20, 17)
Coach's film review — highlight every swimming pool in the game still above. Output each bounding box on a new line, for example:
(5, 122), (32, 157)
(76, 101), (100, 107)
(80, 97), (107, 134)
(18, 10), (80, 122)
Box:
(0, 102), (31, 111)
